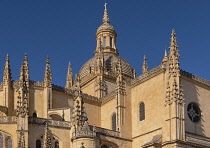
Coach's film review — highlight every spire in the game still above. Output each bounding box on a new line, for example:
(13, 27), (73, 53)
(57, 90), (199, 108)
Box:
(103, 3), (110, 24)
(44, 57), (52, 88)
(142, 55), (148, 74)
(20, 54), (29, 87)
(3, 54), (12, 85)
(65, 62), (73, 89)
(168, 29), (180, 77)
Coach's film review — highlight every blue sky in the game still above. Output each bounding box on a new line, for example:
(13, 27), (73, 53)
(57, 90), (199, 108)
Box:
(0, 0), (209, 86)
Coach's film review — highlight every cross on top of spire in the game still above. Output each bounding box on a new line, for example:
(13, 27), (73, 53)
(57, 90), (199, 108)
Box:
(104, 2), (108, 10)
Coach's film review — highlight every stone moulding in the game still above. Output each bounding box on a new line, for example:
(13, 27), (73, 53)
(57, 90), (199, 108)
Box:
(180, 70), (210, 87)
(0, 116), (17, 124)
(186, 132), (210, 147)
(89, 125), (120, 138)
(28, 117), (71, 129)
(131, 65), (164, 87)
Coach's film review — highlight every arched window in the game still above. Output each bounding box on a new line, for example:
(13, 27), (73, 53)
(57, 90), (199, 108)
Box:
(0, 134), (3, 148)
(36, 139), (41, 148)
(55, 141), (59, 148)
(112, 113), (116, 131)
(101, 144), (109, 148)
(33, 112), (37, 118)
(104, 37), (106, 47)
(6, 137), (12, 148)
(139, 102), (145, 121)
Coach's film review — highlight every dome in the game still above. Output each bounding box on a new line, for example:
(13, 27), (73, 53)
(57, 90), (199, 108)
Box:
(78, 53), (134, 79)
(97, 23), (115, 33)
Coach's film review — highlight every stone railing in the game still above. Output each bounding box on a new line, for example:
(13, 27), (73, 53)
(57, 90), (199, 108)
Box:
(30, 80), (44, 87)
(90, 125), (120, 138)
(0, 116), (17, 124)
(186, 132), (210, 147)
(101, 91), (116, 104)
(131, 65), (163, 86)
(180, 70), (210, 87)
(29, 117), (71, 129)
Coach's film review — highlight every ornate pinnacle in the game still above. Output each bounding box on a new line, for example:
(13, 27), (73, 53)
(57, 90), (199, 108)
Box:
(3, 54), (12, 85)
(44, 57), (52, 88)
(169, 29), (180, 77)
(65, 62), (73, 89)
(142, 55), (148, 74)
(103, 3), (110, 24)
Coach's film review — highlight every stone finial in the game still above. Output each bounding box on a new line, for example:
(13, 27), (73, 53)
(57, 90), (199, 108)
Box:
(65, 62), (73, 89)
(44, 57), (52, 88)
(142, 55), (148, 74)
(3, 54), (12, 85)
(43, 121), (51, 148)
(103, 3), (110, 24)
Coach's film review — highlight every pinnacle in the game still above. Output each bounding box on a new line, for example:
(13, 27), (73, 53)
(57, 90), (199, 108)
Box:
(102, 3), (110, 24)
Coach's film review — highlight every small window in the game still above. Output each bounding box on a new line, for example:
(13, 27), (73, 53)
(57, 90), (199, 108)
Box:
(33, 112), (37, 118)
(36, 139), (41, 148)
(139, 102), (145, 121)
(110, 37), (113, 47)
(101, 144), (109, 148)
(112, 113), (116, 131)
(55, 141), (59, 148)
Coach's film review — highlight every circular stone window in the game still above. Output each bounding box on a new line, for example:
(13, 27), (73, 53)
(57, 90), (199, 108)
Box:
(187, 103), (201, 122)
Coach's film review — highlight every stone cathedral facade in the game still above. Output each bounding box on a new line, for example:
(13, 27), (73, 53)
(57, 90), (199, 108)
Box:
(0, 4), (210, 148)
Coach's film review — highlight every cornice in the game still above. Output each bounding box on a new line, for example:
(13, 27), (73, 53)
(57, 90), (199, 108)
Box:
(131, 65), (164, 87)
(180, 70), (210, 88)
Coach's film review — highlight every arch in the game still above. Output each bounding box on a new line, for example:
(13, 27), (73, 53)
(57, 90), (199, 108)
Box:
(111, 113), (116, 131)
(139, 102), (145, 121)
(49, 114), (63, 121)
(36, 139), (41, 148)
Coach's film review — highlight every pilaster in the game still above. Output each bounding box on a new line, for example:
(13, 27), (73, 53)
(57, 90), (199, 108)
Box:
(164, 29), (185, 143)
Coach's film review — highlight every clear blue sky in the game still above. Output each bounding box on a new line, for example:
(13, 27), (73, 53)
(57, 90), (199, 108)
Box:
(0, 0), (209, 86)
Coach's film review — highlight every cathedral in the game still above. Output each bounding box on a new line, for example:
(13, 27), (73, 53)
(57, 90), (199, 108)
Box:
(0, 3), (210, 148)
